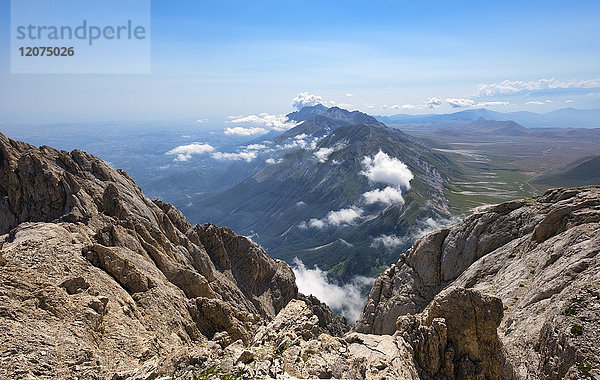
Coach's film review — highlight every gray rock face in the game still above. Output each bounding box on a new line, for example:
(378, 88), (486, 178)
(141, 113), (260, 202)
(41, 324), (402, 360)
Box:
(397, 287), (514, 380)
(0, 132), (298, 378)
(356, 186), (600, 379)
(148, 288), (510, 380)
(3, 131), (599, 379)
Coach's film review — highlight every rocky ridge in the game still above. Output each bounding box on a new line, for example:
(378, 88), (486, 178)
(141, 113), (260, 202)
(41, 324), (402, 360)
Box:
(1, 131), (599, 379)
(356, 186), (600, 379)
(0, 132), (300, 378)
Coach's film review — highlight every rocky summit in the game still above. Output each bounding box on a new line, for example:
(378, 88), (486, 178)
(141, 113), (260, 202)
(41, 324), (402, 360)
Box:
(1, 131), (599, 380)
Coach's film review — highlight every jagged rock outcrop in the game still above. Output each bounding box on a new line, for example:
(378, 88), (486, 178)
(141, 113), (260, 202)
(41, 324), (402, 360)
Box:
(145, 288), (510, 379)
(0, 132), (298, 378)
(357, 186), (600, 379)
(397, 287), (514, 380)
(3, 131), (599, 379)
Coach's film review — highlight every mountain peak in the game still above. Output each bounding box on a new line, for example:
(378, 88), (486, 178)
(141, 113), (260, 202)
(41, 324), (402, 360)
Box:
(277, 107), (381, 142)
(286, 104), (329, 122)
(322, 106), (379, 125)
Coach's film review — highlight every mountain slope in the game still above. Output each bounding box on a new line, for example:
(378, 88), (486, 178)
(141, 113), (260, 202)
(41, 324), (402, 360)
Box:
(356, 186), (600, 378)
(0, 132), (514, 380)
(183, 109), (461, 281)
(531, 155), (600, 190)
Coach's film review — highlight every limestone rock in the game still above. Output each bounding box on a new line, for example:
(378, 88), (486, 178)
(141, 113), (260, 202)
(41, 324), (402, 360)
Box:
(357, 186), (600, 379)
(0, 133), (297, 379)
(397, 287), (514, 380)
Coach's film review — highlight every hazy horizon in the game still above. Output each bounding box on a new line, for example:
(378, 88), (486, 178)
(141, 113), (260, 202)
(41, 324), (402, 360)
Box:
(1, 0), (599, 124)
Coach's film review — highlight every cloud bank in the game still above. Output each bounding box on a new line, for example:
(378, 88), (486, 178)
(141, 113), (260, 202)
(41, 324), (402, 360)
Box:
(292, 92), (324, 109)
(211, 151), (258, 162)
(300, 207), (364, 230)
(224, 126), (269, 136)
(314, 147), (334, 163)
(362, 186), (405, 205)
(229, 113), (297, 132)
(326, 207), (363, 226)
(292, 258), (374, 322)
(425, 97), (443, 109)
(476, 77), (600, 96)
(445, 98), (475, 108)
(165, 143), (214, 162)
(361, 151), (413, 190)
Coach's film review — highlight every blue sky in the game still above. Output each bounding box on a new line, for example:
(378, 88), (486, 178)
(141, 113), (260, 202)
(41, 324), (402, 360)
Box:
(1, 0), (599, 124)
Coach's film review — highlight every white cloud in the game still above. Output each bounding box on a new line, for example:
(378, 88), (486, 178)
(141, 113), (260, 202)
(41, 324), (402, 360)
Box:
(371, 216), (462, 250)
(302, 207), (364, 229)
(211, 151), (258, 162)
(292, 92), (324, 109)
(292, 258), (374, 322)
(245, 144), (268, 150)
(382, 104), (417, 110)
(326, 207), (363, 226)
(165, 143), (214, 162)
(362, 186), (405, 205)
(410, 217), (461, 240)
(476, 78), (600, 96)
(229, 113), (297, 132)
(345, 93), (353, 97)
(361, 151), (413, 190)
(425, 97), (443, 109)
(224, 126), (268, 136)
(265, 157), (283, 164)
(371, 234), (405, 249)
(566, 99), (574, 103)
(276, 134), (320, 151)
(526, 101), (545, 105)
(314, 147), (334, 163)
(195, 119), (205, 123)
(308, 218), (326, 229)
(475, 101), (510, 107)
(445, 98), (475, 108)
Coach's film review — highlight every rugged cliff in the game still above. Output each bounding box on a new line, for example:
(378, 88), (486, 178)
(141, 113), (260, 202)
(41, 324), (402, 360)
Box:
(1, 132), (598, 379)
(356, 186), (600, 379)
(0, 132), (299, 378)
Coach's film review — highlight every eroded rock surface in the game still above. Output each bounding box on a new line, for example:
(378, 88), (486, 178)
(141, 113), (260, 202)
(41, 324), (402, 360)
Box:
(2, 131), (599, 379)
(357, 186), (600, 379)
(0, 133), (298, 378)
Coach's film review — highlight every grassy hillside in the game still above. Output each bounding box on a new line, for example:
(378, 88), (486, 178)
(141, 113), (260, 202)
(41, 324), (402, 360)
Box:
(531, 155), (600, 190)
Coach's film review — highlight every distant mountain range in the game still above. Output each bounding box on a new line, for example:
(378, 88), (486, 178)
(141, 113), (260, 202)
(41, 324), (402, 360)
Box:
(181, 106), (461, 281)
(377, 107), (600, 129)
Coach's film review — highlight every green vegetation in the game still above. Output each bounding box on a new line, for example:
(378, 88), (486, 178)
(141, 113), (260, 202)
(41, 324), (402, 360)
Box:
(193, 365), (246, 380)
(576, 363), (593, 378)
(531, 155), (600, 191)
(571, 324), (584, 336)
(564, 306), (577, 316)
